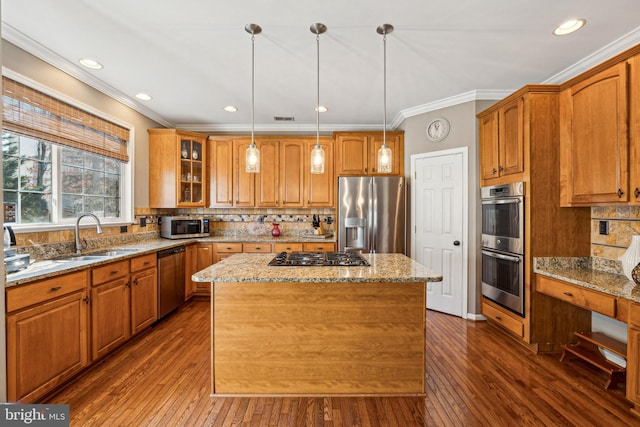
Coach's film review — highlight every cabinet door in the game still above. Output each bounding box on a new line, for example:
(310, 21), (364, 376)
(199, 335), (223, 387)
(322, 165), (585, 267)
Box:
(479, 111), (500, 181)
(305, 138), (334, 207)
(131, 267), (158, 335)
(629, 326), (640, 404)
(335, 134), (369, 175)
(499, 97), (525, 177)
(7, 290), (89, 402)
(91, 277), (131, 360)
(256, 140), (280, 207)
(368, 134), (402, 176)
(630, 55), (640, 204)
(279, 140), (305, 207)
(560, 62), (629, 205)
(209, 139), (234, 207)
(178, 136), (206, 206)
(185, 244), (197, 299)
(195, 243), (214, 295)
(233, 140), (256, 207)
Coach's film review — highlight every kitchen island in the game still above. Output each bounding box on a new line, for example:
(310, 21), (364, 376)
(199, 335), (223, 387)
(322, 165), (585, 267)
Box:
(192, 252), (442, 396)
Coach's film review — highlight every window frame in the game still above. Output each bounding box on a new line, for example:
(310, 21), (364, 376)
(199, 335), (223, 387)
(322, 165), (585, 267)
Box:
(2, 70), (134, 232)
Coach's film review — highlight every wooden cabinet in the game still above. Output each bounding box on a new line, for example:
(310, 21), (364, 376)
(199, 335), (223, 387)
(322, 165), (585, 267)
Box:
(303, 242), (336, 252)
(334, 131), (404, 176)
(193, 243), (214, 296)
(256, 140), (280, 207)
(274, 242), (304, 252)
(479, 97), (525, 185)
(279, 140), (305, 207)
(91, 260), (131, 360)
(234, 140), (256, 207)
(305, 137), (334, 207)
(148, 129), (207, 208)
(213, 243), (242, 263)
(559, 62), (630, 205)
(185, 243), (197, 300)
(243, 243), (272, 253)
(628, 302), (640, 410)
(208, 139), (234, 207)
(477, 86), (592, 351)
(536, 275), (617, 318)
(130, 254), (158, 335)
(6, 271), (89, 402)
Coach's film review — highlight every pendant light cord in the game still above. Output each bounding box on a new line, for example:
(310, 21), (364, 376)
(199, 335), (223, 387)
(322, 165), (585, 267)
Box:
(251, 33), (256, 147)
(383, 31), (387, 147)
(316, 33), (320, 148)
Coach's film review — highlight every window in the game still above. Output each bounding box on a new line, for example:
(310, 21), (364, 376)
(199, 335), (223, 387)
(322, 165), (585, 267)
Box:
(1, 75), (132, 228)
(2, 132), (124, 225)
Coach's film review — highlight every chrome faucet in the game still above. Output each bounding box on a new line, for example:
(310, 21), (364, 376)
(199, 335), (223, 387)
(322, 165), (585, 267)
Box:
(75, 213), (103, 254)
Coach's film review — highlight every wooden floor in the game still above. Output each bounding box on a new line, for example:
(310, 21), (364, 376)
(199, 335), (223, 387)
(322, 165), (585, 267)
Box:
(47, 301), (640, 426)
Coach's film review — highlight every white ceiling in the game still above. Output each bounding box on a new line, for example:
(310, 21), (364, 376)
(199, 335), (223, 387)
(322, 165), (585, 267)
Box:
(3, 0), (640, 133)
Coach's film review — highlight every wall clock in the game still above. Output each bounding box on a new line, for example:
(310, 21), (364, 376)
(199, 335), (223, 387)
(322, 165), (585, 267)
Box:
(426, 117), (450, 142)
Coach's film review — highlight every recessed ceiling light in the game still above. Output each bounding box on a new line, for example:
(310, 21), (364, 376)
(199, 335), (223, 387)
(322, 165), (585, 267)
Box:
(553, 19), (586, 36)
(135, 93), (152, 101)
(224, 106), (238, 112)
(315, 106), (328, 113)
(79, 58), (103, 69)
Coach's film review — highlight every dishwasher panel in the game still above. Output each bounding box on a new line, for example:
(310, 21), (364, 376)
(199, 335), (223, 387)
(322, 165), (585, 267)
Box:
(157, 246), (185, 319)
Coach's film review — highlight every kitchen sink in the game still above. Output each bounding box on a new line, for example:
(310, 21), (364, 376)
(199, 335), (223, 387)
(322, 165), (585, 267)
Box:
(58, 255), (109, 262)
(88, 249), (138, 257)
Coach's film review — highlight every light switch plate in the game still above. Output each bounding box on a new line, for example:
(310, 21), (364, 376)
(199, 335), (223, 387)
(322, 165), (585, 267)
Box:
(599, 220), (609, 235)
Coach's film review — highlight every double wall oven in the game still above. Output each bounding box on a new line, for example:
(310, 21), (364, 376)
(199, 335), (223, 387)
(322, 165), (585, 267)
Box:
(481, 182), (525, 317)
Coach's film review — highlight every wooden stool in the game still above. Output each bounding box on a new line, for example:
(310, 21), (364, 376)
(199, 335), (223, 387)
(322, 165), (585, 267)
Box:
(560, 331), (627, 390)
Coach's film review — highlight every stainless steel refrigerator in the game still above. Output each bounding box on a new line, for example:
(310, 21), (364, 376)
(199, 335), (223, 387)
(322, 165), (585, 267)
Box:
(337, 176), (406, 254)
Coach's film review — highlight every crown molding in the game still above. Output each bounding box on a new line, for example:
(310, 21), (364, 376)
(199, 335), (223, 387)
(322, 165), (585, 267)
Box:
(390, 89), (513, 128)
(1, 23), (174, 128)
(543, 26), (640, 84)
(178, 123), (384, 133)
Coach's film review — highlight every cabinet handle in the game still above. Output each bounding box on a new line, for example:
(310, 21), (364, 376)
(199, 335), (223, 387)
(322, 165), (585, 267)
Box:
(495, 316), (502, 321)
(134, 278), (139, 286)
(563, 292), (573, 297)
(498, 166), (504, 172)
(50, 286), (61, 291)
(83, 296), (90, 304)
(635, 188), (640, 198)
(617, 188), (624, 198)
(144, 261), (151, 266)
(110, 270), (118, 276)
(126, 281), (131, 288)
(492, 168), (497, 174)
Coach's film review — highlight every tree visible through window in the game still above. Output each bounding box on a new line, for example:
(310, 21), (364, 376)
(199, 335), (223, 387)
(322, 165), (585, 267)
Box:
(2, 131), (122, 224)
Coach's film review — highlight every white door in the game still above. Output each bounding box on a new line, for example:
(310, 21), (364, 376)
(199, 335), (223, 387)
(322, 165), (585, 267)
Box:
(411, 148), (467, 318)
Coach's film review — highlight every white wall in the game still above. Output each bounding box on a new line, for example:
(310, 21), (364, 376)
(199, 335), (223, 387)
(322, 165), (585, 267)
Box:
(399, 99), (496, 315)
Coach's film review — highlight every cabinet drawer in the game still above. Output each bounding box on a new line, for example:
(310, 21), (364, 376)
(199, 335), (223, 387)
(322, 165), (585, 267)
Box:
(536, 275), (616, 317)
(6, 271), (88, 313)
(92, 260), (130, 286)
(482, 300), (524, 338)
(630, 302), (640, 329)
(131, 253), (156, 272)
(213, 243), (243, 253)
(274, 243), (304, 253)
(243, 243), (272, 253)
(303, 242), (335, 252)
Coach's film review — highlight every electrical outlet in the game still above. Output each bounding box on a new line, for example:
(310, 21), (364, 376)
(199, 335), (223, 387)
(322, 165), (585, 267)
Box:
(599, 220), (609, 235)
(140, 217), (146, 227)
(120, 225), (128, 233)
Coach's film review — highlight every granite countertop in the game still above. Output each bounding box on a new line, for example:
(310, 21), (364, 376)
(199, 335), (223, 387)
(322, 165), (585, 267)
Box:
(5, 234), (336, 288)
(192, 252), (442, 283)
(533, 257), (640, 303)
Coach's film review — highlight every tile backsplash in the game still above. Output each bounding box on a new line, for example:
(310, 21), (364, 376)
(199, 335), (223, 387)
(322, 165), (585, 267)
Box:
(591, 206), (640, 260)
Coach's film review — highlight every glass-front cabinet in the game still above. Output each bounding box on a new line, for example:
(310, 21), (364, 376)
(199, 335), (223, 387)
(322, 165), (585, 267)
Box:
(179, 138), (204, 205)
(148, 129), (207, 208)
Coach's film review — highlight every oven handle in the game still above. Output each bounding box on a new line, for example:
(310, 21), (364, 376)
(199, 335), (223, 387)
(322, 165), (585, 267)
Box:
(482, 250), (522, 263)
(482, 198), (521, 205)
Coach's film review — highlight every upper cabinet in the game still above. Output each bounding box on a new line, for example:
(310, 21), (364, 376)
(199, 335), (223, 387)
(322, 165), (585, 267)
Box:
(334, 131), (404, 176)
(559, 61), (630, 206)
(208, 136), (334, 208)
(479, 97), (525, 185)
(148, 129), (207, 208)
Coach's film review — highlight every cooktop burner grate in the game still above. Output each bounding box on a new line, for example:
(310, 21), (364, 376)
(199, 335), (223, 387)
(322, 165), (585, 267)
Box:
(268, 251), (370, 267)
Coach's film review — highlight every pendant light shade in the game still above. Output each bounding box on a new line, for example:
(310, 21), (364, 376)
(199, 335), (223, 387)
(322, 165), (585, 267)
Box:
(377, 24), (393, 174)
(310, 23), (327, 174)
(245, 23), (261, 173)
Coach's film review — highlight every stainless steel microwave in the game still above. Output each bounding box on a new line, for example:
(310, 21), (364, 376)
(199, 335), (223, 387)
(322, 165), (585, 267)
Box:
(160, 216), (210, 239)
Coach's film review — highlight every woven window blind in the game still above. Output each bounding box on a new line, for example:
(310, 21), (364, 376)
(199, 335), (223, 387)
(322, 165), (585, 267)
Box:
(2, 77), (130, 162)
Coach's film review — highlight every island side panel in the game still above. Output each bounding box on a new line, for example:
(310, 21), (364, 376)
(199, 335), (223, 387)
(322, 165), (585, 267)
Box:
(212, 281), (426, 395)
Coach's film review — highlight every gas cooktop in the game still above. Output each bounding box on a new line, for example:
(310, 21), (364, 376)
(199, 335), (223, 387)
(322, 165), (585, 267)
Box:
(268, 251), (370, 267)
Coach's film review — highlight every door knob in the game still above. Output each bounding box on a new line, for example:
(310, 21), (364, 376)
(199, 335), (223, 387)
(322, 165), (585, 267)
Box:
(453, 240), (460, 246)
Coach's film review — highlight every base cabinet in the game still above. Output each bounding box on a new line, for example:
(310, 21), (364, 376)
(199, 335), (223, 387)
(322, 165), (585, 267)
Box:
(6, 271), (89, 402)
(130, 254), (158, 335)
(628, 303), (640, 410)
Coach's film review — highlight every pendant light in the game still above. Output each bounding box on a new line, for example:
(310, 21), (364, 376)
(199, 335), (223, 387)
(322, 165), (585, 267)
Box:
(310, 23), (327, 174)
(245, 23), (261, 173)
(377, 24), (393, 174)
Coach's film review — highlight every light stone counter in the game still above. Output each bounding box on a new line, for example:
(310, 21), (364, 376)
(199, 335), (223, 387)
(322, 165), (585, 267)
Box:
(192, 252), (442, 283)
(533, 257), (640, 303)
